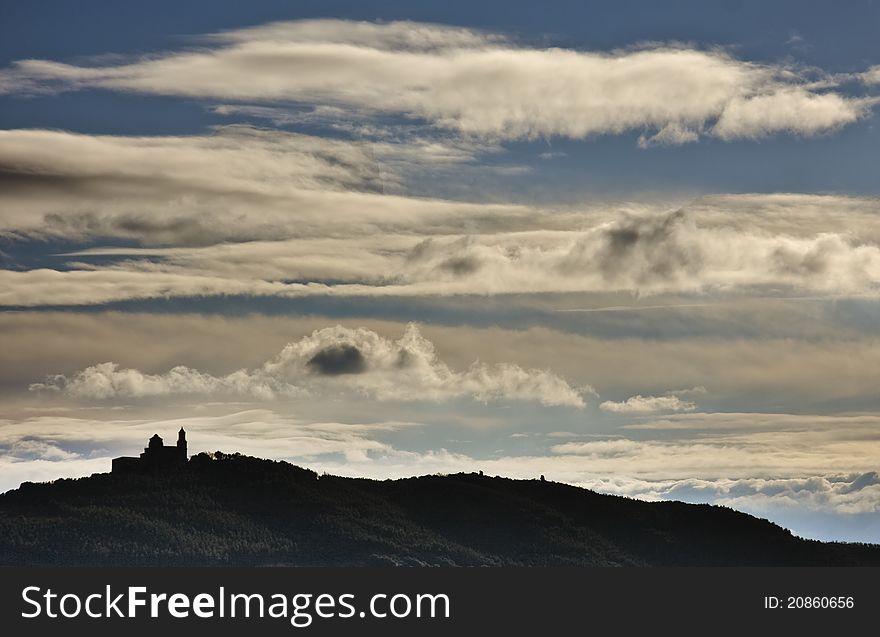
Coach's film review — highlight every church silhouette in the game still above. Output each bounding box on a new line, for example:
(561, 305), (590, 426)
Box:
(112, 428), (188, 473)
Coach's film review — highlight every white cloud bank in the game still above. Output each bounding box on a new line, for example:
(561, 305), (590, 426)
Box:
(0, 19), (872, 144)
(30, 324), (587, 407)
(655, 473), (880, 516)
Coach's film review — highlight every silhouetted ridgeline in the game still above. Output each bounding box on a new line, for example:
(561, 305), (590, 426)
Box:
(1, 452), (878, 566)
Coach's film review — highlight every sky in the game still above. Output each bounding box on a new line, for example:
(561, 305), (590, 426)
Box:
(1, 0), (880, 543)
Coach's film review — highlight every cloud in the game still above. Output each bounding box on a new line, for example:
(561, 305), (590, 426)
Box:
(0, 127), (532, 245)
(638, 122), (700, 148)
(4, 126), (880, 306)
(399, 208), (880, 295)
(29, 362), (301, 401)
(7, 197), (880, 306)
(0, 19), (871, 144)
(8, 312), (880, 413)
(669, 386), (707, 396)
(581, 472), (880, 514)
(9, 439), (80, 461)
(548, 424), (880, 479)
(860, 65), (880, 85)
(600, 394), (696, 413)
(31, 324), (587, 407)
(575, 473), (880, 542)
(306, 344), (367, 375)
(712, 88), (865, 139)
(698, 473), (880, 515)
(622, 412), (880, 430)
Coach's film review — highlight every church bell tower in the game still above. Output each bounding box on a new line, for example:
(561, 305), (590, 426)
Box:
(177, 427), (187, 460)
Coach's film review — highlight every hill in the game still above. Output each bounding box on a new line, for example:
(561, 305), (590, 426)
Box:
(1, 452), (877, 566)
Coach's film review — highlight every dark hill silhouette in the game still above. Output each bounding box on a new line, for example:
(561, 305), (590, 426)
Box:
(1, 452), (877, 566)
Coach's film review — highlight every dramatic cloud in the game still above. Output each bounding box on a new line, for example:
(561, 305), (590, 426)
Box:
(6, 196), (880, 305)
(0, 19), (871, 143)
(3, 15), (880, 549)
(31, 324), (587, 407)
(600, 394), (696, 413)
(4, 124), (880, 306)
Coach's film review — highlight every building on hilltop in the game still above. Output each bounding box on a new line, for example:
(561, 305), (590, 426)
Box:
(112, 428), (188, 473)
